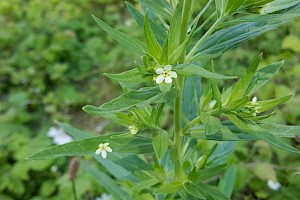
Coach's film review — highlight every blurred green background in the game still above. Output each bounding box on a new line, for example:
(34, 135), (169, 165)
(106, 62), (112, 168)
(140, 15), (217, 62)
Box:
(0, 0), (299, 199)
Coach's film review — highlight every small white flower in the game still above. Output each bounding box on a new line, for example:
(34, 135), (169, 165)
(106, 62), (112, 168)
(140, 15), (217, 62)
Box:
(252, 96), (257, 104)
(155, 65), (177, 84)
(129, 125), (138, 135)
(95, 193), (112, 200)
(47, 127), (73, 145)
(95, 142), (112, 159)
(51, 165), (58, 173)
(267, 179), (281, 191)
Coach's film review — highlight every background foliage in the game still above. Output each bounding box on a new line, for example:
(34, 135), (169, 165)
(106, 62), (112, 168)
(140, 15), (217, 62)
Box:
(0, 0), (299, 199)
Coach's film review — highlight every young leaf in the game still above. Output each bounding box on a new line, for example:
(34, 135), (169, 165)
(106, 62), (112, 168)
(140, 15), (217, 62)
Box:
(92, 15), (147, 55)
(249, 60), (284, 95)
(175, 63), (237, 79)
(155, 181), (183, 194)
(227, 53), (262, 106)
(200, 112), (221, 135)
(144, 12), (162, 59)
(27, 133), (154, 160)
(168, 0), (184, 55)
(126, 2), (166, 41)
(135, 0), (174, 20)
(153, 130), (169, 159)
(104, 68), (153, 82)
(215, 0), (228, 17)
(256, 95), (293, 113)
(189, 164), (226, 182)
(261, 0), (300, 14)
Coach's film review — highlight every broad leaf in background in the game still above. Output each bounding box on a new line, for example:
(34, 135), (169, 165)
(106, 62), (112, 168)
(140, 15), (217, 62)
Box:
(218, 165), (237, 198)
(92, 15), (147, 55)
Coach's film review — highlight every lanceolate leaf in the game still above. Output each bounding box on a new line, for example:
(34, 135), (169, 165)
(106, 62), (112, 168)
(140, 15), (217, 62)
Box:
(126, 2), (166, 41)
(175, 63), (237, 79)
(144, 12), (162, 59)
(55, 121), (92, 140)
(256, 95), (293, 112)
(136, 0), (174, 20)
(227, 114), (300, 153)
(104, 68), (153, 82)
(168, 0), (183, 55)
(83, 87), (179, 115)
(92, 15), (147, 55)
(261, 0), (300, 14)
(27, 133), (154, 160)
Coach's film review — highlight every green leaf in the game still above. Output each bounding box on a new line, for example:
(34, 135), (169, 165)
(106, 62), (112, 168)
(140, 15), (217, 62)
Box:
(227, 54), (262, 106)
(126, 2), (166, 41)
(83, 87), (179, 115)
(183, 75), (201, 121)
(189, 164), (226, 182)
(175, 63), (237, 79)
(155, 181), (183, 194)
(136, 0), (174, 20)
(226, 0), (246, 15)
(227, 114), (300, 153)
(55, 121), (91, 140)
(249, 61), (284, 95)
(168, 0), (183, 55)
(104, 68), (153, 82)
(27, 133), (154, 160)
(256, 95), (293, 113)
(200, 112), (221, 135)
(218, 165), (237, 198)
(153, 130), (169, 159)
(83, 161), (132, 200)
(261, 0), (300, 14)
(132, 178), (161, 191)
(92, 15), (147, 55)
(186, 182), (229, 200)
(144, 12), (162, 59)
(183, 183), (206, 199)
(215, 0), (228, 17)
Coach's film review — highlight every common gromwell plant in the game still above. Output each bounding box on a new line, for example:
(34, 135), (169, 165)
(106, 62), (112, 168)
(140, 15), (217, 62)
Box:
(28, 0), (300, 199)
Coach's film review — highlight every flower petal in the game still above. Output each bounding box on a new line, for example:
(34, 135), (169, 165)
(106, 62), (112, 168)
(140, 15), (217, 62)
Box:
(164, 65), (172, 71)
(165, 76), (173, 83)
(101, 151), (107, 158)
(156, 68), (164, 74)
(169, 71), (177, 78)
(156, 75), (165, 84)
(104, 142), (109, 147)
(106, 147), (112, 152)
(95, 149), (102, 154)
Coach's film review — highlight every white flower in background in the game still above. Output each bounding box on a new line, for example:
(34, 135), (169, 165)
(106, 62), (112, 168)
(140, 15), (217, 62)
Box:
(155, 65), (177, 84)
(95, 193), (112, 200)
(129, 125), (138, 135)
(252, 96), (258, 104)
(47, 127), (73, 145)
(95, 142), (112, 159)
(267, 179), (281, 191)
(50, 165), (58, 173)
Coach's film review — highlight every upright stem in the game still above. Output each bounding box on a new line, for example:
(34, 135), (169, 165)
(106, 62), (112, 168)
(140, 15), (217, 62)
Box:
(173, 0), (193, 181)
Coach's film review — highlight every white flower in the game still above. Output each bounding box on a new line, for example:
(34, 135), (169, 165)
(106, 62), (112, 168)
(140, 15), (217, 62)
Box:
(95, 193), (112, 200)
(47, 127), (73, 145)
(155, 65), (177, 84)
(252, 96), (257, 104)
(95, 142), (112, 159)
(267, 179), (281, 191)
(129, 125), (138, 135)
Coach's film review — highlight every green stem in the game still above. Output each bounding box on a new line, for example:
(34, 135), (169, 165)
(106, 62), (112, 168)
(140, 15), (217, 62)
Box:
(72, 180), (77, 200)
(187, 16), (224, 60)
(182, 115), (202, 134)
